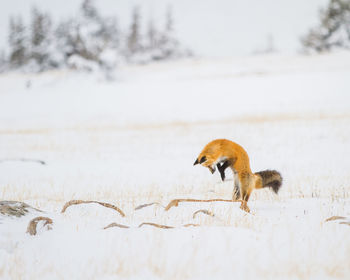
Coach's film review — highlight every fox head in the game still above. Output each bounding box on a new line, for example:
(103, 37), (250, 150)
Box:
(193, 155), (206, 166)
(193, 155), (216, 174)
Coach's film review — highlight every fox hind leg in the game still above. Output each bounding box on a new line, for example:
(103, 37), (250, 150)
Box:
(233, 185), (241, 200)
(238, 173), (253, 213)
(240, 189), (251, 213)
(232, 171), (241, 200)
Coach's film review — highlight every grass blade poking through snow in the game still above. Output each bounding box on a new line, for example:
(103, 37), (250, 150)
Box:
(325, 216), (346, 222)
(61, 200), (125, 217)
(192, 209), (215, 219)
(182, 223), (200, 227)
(26, 216), (53, 236)
(138, 222), (174, 229)
(103, 222), (129, 229)
(165, 198), (237, 211)
(134, 202), (165, 210)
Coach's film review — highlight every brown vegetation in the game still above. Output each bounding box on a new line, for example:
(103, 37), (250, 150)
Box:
(165, 198), (236, 211)
(103, 222), (130, 229)
(192, 209), (215, 219)
(26, 216), (53, 236)
(61, 200), (125, 217)
(138, 222), (174, 229)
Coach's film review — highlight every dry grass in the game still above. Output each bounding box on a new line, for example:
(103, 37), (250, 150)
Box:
(104, 221), (201, 230)
(182, 223), (200, 227)
(192, 209), (215, 219)
(164, 198), (237, 211)
(61, 200), (125, 217)
(0, 201), (42, 217)
(138, 222), (174, 229)
(134, 202), (165, 210)
(325, 216), (346, 222)
(103, 222), (129, 229)
(325, 216), (350, 227)
(1, 105), (349, 279)
(26, 216), (53, 236)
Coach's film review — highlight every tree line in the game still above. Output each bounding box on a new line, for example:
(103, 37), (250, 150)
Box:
(0, 0), (191, 73)
(0, 0), (349, 73)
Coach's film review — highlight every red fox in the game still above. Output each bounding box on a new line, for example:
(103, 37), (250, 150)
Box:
(194, 139), (282, 212)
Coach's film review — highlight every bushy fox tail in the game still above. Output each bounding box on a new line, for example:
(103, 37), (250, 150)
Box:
(255, 170), (282, 194)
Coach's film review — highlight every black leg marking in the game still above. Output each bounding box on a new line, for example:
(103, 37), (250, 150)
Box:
(217, 161), (230, 181)
(216, 163), (224, 180)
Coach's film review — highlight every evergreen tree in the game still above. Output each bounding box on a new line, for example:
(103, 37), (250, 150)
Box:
(55, 0), (120, 71)
(99, 17), (119, 48)
(81, 0), (98, 19)
(147, 19), (158, 50)
(302, 0), (350, 52)
(55, 18), (79, 59)
(3, 0), (191, 72)
(8, 16), (27, 67)
(158, 6), (181, 59)
(165, 6), (174, 34)
(30, 7), (54, 70)
(127, 5), (191, 63)
(127, 7), (142, 55)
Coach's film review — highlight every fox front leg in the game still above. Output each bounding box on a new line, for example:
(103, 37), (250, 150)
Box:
(208, 165), (216, 174)
(217, 161), (230, 181)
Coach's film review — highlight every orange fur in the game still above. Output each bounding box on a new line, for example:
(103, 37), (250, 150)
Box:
(194, 139), (281, 213)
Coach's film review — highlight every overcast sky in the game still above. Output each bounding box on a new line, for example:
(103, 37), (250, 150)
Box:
(0, 0), (328, 57)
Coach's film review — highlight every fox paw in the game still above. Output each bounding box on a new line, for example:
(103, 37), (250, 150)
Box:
(239, 202), (250, 213)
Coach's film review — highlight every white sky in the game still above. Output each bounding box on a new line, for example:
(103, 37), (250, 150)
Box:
(0, 0), (328, 57)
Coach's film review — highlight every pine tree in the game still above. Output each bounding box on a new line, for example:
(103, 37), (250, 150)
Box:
(302, 0), (350, 52)
(55, 0), (99, 65)
(99, 17), (119, 48)
(158, 6), (180, 59)
(147, 19), (157, 50)
(141, 6), (191, 62)
(8, 16), (27, 67)
(78, 0), (119, 64)
(81, 0), (98, 19)
(4, 0), (191, 72)
(30, 7), (54, 70)
(55, 0), (120, 71)
(127, 7), (142, 55)
(165, 6), (174, 34)
(55, 19), (79, 59)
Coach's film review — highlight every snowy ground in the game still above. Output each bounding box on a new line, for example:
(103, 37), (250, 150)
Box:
(0, 52), (350, 279)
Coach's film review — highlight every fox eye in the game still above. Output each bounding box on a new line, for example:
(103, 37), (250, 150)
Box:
(199, 156), (207, 164)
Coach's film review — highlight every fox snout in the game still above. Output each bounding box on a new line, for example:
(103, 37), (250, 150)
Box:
(194, 156), (216, 174)
(193, 156), (207, 165)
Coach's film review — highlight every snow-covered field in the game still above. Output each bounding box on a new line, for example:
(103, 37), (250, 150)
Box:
(0, 52), (350, 279)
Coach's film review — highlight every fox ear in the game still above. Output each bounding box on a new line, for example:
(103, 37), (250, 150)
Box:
(193, 156), (207, 166)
